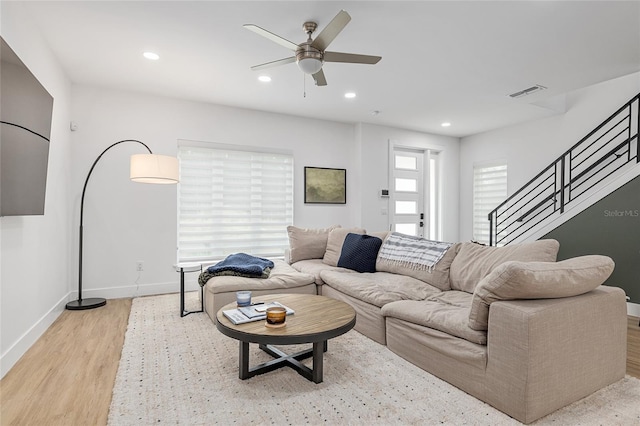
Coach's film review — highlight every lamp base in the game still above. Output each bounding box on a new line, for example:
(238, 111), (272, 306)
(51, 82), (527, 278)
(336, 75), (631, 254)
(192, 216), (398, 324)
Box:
(66, 298), (107, 310)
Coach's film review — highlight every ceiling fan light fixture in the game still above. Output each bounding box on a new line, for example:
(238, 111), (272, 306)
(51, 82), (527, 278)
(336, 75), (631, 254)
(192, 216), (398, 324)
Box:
(297, 57), (323, 75)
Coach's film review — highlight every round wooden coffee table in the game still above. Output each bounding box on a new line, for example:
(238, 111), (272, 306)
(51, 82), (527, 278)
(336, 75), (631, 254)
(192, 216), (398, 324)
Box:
(215, 293), (356, 383)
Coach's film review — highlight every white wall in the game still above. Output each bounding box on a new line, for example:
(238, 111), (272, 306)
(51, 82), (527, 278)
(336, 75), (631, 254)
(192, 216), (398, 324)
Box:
(1, 2), (73, 378)
(459, 72), (640, 241)
(70, 86), (360, 300)
(70, 87), (464, 302)
(357, 123), (460, 242)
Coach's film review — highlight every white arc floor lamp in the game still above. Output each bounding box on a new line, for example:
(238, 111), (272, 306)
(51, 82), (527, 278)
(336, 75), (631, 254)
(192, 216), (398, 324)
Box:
(66, 139), (179, 310)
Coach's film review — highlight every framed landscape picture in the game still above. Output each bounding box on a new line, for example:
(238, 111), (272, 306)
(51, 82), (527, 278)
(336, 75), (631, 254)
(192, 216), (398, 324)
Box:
(304, 167), (346, 204)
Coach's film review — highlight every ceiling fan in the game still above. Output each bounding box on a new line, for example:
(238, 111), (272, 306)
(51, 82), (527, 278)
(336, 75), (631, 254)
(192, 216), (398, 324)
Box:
(244, 10), (381, 86)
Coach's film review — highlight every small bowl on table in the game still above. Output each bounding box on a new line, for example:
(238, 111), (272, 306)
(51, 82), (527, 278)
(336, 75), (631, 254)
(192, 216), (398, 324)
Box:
(265, 306), (287, 328)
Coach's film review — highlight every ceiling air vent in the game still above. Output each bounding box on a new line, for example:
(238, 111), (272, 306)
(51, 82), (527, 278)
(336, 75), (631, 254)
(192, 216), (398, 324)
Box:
(509, 84), (547, 98)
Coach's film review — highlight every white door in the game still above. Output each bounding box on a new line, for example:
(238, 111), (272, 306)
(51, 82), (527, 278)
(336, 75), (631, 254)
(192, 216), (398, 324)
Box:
(391, 149), (424, 237)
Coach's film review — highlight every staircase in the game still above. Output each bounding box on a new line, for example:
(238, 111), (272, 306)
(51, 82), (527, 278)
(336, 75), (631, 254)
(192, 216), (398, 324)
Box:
(488, 93), (639, 246)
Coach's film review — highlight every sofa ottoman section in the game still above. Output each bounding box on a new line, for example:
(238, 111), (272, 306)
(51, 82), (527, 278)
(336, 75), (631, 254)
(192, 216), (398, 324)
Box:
(203, 259), (316, 323)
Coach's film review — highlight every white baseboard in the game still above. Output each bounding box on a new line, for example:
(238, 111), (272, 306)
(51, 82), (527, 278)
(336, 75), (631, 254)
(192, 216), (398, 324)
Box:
(70, 281), (200, 301)
(628, 302), (640, 318)
(0, 292), (70, 379)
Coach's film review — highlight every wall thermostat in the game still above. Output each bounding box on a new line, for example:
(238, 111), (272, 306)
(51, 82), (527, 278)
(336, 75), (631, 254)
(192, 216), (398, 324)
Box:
(379, 189), (389, 198)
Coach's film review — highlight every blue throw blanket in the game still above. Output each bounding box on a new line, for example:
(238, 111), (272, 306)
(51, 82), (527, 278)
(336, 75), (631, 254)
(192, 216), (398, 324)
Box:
(200, 253), (274, 285)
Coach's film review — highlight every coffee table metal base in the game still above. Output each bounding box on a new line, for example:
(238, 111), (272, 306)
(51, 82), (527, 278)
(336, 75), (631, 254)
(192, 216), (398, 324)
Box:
(239, 341), (328, 383)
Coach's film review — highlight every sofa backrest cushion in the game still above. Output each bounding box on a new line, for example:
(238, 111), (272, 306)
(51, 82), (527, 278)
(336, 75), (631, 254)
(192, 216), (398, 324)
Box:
(468, 255), (615, 331)
(449, 239), (560, 293)
(337, 233), (383, 273)
(376, 236), (461, 291)
(367, 231), (390, 241)
(287, 225), (340, 263)
(322, 227), (366, 266)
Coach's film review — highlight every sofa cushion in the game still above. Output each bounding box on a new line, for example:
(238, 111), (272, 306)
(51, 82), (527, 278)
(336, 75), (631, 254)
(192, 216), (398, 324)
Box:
(426, 290), (474, 308)
(449, 239), (560, 293)
(203, 259), (315, 293)
(468, 255), (615, 331)
(290, 259), (355, 285)
(337, 233), (383, 273)
(368, 231), (390, 241)
(376, 237), (461, 291)
(320, 270), (441, 308)
(287, 225), (340, 263)
(382, 298), (487, 345)
(322, 227), (366, 266)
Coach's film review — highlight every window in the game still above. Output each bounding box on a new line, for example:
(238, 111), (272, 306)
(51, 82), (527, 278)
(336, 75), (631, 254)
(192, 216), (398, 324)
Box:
(473, 161), (507, 245)
(395, 178), (417, 192)
(177, 141), (293, 262)
(428, 153), (441, 240)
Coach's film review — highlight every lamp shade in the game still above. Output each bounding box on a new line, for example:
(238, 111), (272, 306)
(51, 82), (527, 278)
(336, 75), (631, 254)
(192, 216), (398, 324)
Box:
(130, 153), (179, 184)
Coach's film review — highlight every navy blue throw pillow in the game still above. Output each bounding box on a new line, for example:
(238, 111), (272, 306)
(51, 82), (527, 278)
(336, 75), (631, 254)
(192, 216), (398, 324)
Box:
(337, 233), (383, 273)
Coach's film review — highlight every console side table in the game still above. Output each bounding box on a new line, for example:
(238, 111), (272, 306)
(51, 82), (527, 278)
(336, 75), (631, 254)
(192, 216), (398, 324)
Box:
(174, 262), (204, 317)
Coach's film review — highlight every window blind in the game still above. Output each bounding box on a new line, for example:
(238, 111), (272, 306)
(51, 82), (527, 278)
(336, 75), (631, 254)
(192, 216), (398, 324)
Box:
(178, 143), (293, 263)
(473, 161), (507, 245)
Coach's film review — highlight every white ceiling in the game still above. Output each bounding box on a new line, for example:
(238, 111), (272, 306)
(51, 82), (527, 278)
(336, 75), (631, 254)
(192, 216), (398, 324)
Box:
(21, 1), (640, 137)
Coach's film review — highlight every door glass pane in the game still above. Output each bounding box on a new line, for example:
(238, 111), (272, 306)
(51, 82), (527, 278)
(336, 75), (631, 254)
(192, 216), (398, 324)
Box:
(395, 201), (417, 214)
(396, 223), (417, 235)
(395, 155), (417, 170)
(395, 178), (417, 192)
(429, 157), (437, 238)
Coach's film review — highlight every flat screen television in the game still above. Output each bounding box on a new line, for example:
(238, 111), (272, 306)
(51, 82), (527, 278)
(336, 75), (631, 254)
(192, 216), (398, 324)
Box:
(1, 36), (54, 216)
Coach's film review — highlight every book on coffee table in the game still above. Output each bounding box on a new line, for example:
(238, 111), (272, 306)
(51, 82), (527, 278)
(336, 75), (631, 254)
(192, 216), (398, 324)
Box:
(223, 302), (294, 325)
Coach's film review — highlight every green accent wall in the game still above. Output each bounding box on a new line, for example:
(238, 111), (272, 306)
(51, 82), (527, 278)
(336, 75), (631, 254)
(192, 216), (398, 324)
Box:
(543, 175), (640, 303)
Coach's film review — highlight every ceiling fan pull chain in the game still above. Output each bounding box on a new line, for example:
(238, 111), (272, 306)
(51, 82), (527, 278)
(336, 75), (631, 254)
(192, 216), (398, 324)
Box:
(303, 73), (306, 98)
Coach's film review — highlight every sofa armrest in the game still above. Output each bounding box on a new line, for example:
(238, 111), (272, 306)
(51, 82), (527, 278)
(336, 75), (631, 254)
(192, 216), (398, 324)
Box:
(484, 285), (627, 424)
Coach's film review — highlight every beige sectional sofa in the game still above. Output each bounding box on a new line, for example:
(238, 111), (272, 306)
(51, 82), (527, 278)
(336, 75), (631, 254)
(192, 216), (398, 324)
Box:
(285, 225), (628, 424)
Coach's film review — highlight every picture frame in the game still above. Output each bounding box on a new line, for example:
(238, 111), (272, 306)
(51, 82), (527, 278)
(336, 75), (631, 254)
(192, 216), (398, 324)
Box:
(304, 167), (346, 204)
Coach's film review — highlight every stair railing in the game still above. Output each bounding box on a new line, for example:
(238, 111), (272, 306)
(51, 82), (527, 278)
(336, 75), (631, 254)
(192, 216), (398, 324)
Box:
(489, 93), (639, 246)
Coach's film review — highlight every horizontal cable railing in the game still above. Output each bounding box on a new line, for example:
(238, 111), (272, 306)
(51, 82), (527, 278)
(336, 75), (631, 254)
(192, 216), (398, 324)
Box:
(489, 93), (639, 246)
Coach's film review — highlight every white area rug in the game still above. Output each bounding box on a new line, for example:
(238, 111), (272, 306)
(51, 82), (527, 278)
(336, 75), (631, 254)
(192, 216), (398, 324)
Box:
(108, 293), (640, 425)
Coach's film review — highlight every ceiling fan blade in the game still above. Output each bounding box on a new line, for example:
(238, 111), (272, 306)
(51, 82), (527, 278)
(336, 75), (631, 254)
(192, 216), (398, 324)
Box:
(312, 69), (327, 86)
(324, 51), (381, 65)
(243, 24), (298, 51)
(250, 56), (296, 71)
(311, 10), (351, 51)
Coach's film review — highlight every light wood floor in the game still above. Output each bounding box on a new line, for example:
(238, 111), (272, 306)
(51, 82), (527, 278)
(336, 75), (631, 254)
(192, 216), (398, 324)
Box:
(628, 316), (640, 378)
(1, 300), (639, 426)
(0, 298), (131, 426)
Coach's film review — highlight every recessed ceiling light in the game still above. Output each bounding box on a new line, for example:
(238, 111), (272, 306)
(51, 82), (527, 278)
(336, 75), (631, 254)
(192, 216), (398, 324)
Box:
(344, 92), (356, 99)
(143, 51), (159, 60)
(258, 75), (272, 82)
(441, 122), (451, 127)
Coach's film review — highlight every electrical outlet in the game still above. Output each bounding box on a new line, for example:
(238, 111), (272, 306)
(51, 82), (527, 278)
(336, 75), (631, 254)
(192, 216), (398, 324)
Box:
(136, 261), (144, 272)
